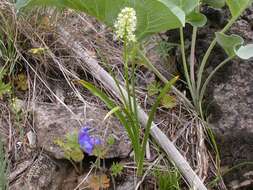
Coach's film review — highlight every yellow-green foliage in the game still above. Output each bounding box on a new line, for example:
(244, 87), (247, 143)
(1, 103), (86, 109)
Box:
(155, 169), (181, 190)
(0, 68), (11, 98)
(54, 132), (84, 162)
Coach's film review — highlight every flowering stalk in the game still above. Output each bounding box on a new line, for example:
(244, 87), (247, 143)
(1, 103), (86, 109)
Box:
(114, 7), (144, 174)
(114, 7), (137, 44)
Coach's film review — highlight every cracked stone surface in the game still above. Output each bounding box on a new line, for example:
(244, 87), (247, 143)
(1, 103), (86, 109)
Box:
(33, 102), (131, 159)
(207, 6), (253, 188)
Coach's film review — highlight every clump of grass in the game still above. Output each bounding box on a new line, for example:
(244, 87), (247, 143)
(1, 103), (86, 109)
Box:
(155, 168), (181, 190)
(0, 139), (8, 190)
(0, 3), (19, 73)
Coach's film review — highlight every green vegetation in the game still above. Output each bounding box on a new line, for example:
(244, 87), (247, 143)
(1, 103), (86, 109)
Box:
(0, 68), (11, 98)
(110, 162), (124, 177)
(14, 0), (253, 188)
(155, 169), (181, 190)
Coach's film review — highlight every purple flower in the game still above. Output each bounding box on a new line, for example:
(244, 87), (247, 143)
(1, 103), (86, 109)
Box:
(78, 126), (101, 155)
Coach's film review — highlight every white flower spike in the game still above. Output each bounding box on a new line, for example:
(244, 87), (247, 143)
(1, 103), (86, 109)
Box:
(114, 7), (137, 43)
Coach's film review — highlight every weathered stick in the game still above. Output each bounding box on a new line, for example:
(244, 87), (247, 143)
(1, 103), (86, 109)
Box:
(58, 28), (208, 190)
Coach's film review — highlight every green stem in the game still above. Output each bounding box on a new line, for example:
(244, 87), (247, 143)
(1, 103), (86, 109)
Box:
(199, 57), (233, 110)
(137, 45), (193, 108)
(190, 26), (198, 97)
(123, 39), (132, 113)
(123, 41), (141, 164)
(196, 16), (240, 95)
(179, 27), (195, 106)
(137, 76), (178, 176)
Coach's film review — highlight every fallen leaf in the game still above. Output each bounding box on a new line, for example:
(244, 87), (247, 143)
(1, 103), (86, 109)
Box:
(28, 47), (48, 55)
(15, 73), (28, 91)
(88, 174), (110, 190)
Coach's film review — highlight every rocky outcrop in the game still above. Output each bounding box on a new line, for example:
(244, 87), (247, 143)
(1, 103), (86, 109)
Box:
(9, 154), (76, 190)
(208, 6), (253, 189)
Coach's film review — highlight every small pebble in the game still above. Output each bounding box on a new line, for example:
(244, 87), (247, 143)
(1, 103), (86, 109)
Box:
(27, 131), (36, 148)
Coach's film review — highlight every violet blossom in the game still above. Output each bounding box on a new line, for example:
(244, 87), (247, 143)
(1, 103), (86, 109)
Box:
(78, 125), (101, 155)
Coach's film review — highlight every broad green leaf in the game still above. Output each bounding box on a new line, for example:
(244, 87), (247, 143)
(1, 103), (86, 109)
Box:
(236, 44), (253, 59)
(201, 0), (226, 8)
(16, 0), (185, 40)
(170, 0), (199, 14)
(186, 12), (207, 27)
(216, 32), (244, 57)
(226, 0), (252, 17)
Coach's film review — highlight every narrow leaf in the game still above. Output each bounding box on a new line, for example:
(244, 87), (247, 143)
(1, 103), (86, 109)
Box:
(103, 106), (121, 121)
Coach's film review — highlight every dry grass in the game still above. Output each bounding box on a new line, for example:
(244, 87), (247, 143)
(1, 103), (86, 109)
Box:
(0, 1), (224, 189)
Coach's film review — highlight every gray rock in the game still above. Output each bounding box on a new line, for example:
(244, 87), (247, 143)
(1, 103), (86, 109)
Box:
(116, 176), (135, 190)
(34, 103), (131, 159)
(9, 154), (70, 190)
(208, 6), (253, 187)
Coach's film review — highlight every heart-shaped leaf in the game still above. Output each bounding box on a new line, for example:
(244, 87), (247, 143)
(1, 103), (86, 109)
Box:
(186, 12), (207, 27)
(216, 32), (253, 60)
(226, 0), (252, 17)
(16, 0), (185, 40)
(216, 32), (244, 57)
(236, 44), (253, 59)
(201, 0), (226, 8)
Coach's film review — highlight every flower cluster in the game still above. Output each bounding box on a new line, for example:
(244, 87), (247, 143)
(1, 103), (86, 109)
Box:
(114, 7), (137, 43)
(78, 124), (101, 155)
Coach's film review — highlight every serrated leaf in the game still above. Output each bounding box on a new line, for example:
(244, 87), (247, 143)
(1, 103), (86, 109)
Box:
(147, 81), (162, 96)
(161, 94), (177, 109)
(201, 0), (226, 8)
(0, 68), (11, 98)
(15, 73), (28, 91)
(236, 44), (253, 59)
(111, 162), (124, 177)
(70, 148), (84, 162)
(16, 0), (185, 40)
(0, 82), (11, 98)
(54, 132), (84, 162)
(0, 68), (7, 81)
(186, 12), (207, 27)
(107, 135), (115, 146)
(216, 32), (244, 57)
(226, 0), (252, 17)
